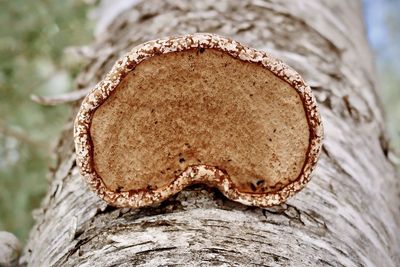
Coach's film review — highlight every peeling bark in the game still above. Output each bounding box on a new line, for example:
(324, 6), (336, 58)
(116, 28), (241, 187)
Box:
(21, 0), (400, 266)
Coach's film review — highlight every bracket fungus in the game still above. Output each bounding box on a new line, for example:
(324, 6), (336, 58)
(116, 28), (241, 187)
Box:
(74, 33), (323, 208)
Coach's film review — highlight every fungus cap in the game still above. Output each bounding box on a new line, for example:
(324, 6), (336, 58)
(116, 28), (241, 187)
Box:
(74, 33), (323, 208)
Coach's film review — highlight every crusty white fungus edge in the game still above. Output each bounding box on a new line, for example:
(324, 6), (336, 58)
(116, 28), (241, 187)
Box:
(74, 33), (324, 208)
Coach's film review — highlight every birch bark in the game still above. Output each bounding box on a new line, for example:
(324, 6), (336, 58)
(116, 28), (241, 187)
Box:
(21, 0), (400, 266)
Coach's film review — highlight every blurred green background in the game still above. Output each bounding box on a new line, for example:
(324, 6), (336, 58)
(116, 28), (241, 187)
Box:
(0, 0), (93, 241)
(0, 0), (399, 243)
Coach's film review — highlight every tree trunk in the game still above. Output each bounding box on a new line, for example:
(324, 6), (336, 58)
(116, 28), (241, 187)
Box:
(20, 0), (400, 266)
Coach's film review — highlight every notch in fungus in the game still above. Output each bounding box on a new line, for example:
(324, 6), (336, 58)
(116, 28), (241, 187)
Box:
(74, 33), (323, 208)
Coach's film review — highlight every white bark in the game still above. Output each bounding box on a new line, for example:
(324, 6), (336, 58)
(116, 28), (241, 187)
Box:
(20, 0), (400, 266)
(0, 231), (21, 267)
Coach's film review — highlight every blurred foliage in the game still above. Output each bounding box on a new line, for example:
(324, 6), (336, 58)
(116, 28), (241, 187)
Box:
(0, 0), (92, 241)
(364, 0), (400, 152)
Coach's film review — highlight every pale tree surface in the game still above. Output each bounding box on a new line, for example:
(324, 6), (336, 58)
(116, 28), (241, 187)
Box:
(19, 0), (400, 266)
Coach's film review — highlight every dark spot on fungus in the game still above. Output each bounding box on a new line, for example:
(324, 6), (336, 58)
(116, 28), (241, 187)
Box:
(256, 179), (265, 186)
(199, 47), (205, 53)
(250, 183), (257, 192)
(179, 158), (185, 163)
(126, 61), (135, 70)
(147, 185), (153, 190)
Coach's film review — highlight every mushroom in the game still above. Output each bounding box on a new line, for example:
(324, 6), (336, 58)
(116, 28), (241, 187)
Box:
(74, 33), (323, 208)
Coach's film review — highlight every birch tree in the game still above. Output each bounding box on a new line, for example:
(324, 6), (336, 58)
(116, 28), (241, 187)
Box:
(18, 0), (400, 266)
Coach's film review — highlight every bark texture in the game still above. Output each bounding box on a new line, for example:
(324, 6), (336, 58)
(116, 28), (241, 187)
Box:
(21, 0), (400, 266)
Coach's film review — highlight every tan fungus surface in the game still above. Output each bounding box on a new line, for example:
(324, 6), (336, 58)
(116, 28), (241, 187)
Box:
(91, 49), (309, 194)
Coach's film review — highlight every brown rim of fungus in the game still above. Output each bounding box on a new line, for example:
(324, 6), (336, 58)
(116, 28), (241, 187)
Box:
(74, 33), (323, 208)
